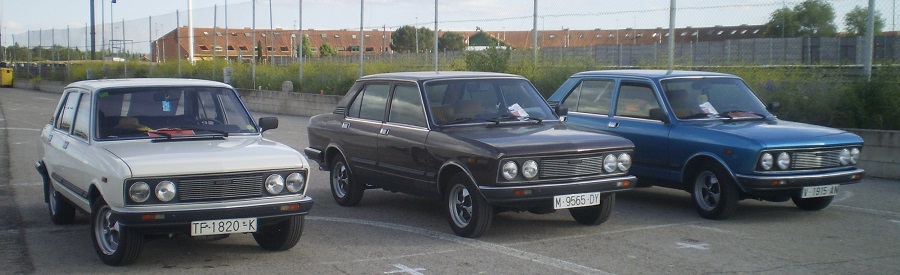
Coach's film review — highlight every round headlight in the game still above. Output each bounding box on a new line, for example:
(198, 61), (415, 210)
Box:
(849, 148), (860, 164)
(265, 174), (285, 194)
(838, 148), (851, 165)
(617, 153), (632, 172)
(155, 181), (177, 202)
(777, 152), (791, 170)
(522, 160), (539, 179)
(129, 182), (151, 203)
(603, 154), (617, 173)
(760, 153), (773, 170)
(501, 161), (518, 181)
(285, 172), (306, 193)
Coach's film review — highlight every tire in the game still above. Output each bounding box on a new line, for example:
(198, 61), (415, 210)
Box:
(48, 183), (76, 225)
(253, 216), (304, 251)
(330, 156), (365, 206)
(690, 162), (740, 220)
(445, 173), (493, 238)
(569, 193), (616, 225)
(791, 195), (834, 211)
(91, 197), (144, 266)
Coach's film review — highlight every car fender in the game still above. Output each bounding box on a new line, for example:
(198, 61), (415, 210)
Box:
(323, 143), (348, 171)
(436, 160), (488, 201)
(681, 152), (747, 193)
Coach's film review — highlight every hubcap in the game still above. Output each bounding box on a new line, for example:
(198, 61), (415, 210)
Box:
(448, 184), (473, 228)
(49, 189), (58, 215)
(94, 205), (121, 255)
(694, 170), (721, 211)
(331, 162), (349, 198)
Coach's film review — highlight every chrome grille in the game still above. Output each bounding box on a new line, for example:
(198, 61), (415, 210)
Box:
(791, 149), (844, 169)
(540, 155), (605, 178)
(178, 175), (263, 202)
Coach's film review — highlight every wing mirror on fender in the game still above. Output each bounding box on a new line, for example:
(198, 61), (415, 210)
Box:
(648, 108), (670, 123)
(259, 117), (279, 132)
(767, 101), (781, 112)
(555, 104), (569, 122)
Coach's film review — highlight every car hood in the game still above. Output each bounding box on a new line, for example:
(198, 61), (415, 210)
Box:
(99, 136), (307, 177)
(443, 123), (633, 156)
(689, 119), (863, 148)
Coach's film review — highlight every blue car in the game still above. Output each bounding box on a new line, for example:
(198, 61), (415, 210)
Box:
(548, 70), (865, 220)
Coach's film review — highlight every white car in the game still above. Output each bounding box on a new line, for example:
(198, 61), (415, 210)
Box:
(35, 78), (314, 266)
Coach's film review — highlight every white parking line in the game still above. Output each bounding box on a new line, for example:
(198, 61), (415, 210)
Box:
(384, 263), (426, 275)
(11, 182), (42, 187)
(0, 127), (41, 132)
(307, 216), (614, 275)
(833, 204), (900, 217)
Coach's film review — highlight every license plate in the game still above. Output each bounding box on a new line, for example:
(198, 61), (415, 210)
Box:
(191, 218), (257, 236)
(801, 185), (839, 198)
(553, 192), (603, 210)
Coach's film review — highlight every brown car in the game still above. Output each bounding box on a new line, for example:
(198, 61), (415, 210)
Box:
(305, 72), (636, 237)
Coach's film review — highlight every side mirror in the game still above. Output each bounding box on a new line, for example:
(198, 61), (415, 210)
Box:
(648, 108), (670, 123)
(767, 101), (781, 112)
(554, 104), (569, 122)
(259, 117), (279, 132)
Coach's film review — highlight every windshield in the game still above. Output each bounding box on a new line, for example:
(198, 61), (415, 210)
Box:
(661, 77), (771, 120)
(424, 79), (555, 126)
(95, 86), (257, 140)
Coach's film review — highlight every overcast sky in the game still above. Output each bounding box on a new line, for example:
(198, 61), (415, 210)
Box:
(1, 0), (895, 47)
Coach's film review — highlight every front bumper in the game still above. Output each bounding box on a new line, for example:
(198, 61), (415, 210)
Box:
(304, 147), (325, 170)
(736, 168), (865, 195)
(479, 175), (637, 208)
(111, 196), (314, 234)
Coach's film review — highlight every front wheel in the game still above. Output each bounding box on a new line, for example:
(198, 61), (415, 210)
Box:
(445, 173), (493, 238)
(48, 183), (76, 225)
(569, 193), (616, 225)
(253, 216), (304, 251)
(791, 195), (834, 211)
(91, 197), (144, 266)
(330, 156), (365, 206)
(690, 163), (740, 220)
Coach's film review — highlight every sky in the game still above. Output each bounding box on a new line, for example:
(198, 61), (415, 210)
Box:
(0, 0), (896, 51)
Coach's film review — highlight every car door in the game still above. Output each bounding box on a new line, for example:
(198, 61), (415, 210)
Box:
(606, 80), (677, 180)
(377, 83), (431, 195)
(561, 78), (616, 131)
(45, 90), (90, 200)
(340, 83), (390, 183)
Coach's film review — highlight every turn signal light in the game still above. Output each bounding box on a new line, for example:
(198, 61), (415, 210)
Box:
(617, 180), (632, 187)
(280, 204), (301, 211)
(512, 189), (533, 196)
(770, 180), (787, 186)
(141, 214), (165, 221)
(851, 174), (862, 180)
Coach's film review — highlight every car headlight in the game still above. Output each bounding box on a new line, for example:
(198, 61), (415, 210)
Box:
(849, 148), (860, 164)
(603, 154), (617, 173)
(285, 172), (306, 194)
(501, 161), (518, 180)
(839, 148), (851, 165)
(155, 181), (177, 202)
(760, 153), (774, 170)
(129, 182), (151, 203)
(777, 152), (791, 170)
(617, 153), (632, 172)
(522, 160), (538, 179)
(265, 174), (285, 194)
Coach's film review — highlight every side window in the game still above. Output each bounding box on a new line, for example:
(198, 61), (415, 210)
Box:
(388, 85), (426, 127)
(563, 80), (614, 115)
(351, 84), (390, 121)
(72, 93), (92, 140)
(615, 82), (661, 120)
(55, 92), (80, 133)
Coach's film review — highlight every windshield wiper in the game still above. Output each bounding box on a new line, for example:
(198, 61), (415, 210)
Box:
(442, 117), (491, 126)
(718, 110), (767, 120)
(487, 114), (543, 125)
(176, 126), (230, 137)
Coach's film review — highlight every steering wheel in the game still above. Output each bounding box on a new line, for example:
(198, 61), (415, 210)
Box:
(195, 118), (224, 125)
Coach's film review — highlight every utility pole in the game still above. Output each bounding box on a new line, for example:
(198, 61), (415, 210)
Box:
(298, 0), (303, 82)
(252, 0), (257, 88)
(434, 0), (438, 72)
(864, 0), (875, 81)
(533, 0), (538, 64)
(667, 0), (675, 72)
(90, 0), (96, 59)
(188, 0), (194, 64)
(359, 0), (364, 77)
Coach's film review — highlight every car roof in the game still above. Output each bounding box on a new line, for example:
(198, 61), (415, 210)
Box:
(358, 71), (525, 82)
(65, 78), (233, 92)
(572, 69), (736, 80)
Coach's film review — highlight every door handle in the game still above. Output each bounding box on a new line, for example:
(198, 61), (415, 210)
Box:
(379, 128), (390, 135)
(341, 122), (350, 129)
(63, 141), (69, 149)
(608, 122), (619, 128)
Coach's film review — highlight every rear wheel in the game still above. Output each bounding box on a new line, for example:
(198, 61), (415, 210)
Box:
(48, 184), (76, 225)
(690, 162), (739, 220)
(91, 197), (144, 266)
(569, 193), (616, 225)
(330, 156), (365, 206)
(445, 173), (493, 238)
(791, 195), (834, 211)
(253, 216), (304, 251)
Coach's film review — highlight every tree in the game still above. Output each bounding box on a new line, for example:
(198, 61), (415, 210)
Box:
(390, 25), (434, 53)
(763, 0), (836, 38)
(438, 32), (468, 52)
(464, 46), (511, 73)
(319, 42), (338, 57)
(295, 36), (314, 58)
(256, 41), (263, 62)
(844, 6), (884, 36)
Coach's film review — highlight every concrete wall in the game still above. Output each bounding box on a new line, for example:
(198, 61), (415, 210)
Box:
(16, 79), (899, 180)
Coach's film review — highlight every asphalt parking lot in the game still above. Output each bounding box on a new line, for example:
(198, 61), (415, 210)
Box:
(1, 87), (898, 274)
